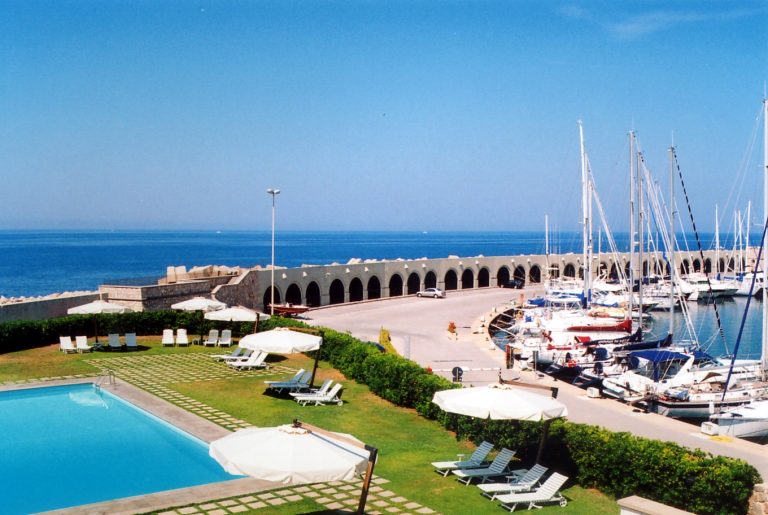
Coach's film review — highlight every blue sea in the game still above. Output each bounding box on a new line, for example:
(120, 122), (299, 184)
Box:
(1, 229), (762, 359)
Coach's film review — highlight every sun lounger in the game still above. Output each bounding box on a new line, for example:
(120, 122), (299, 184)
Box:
(75, 336), (92, 353)
(290, 378), (332, 397)
(495, 472), (569, 511)
(478, 464), (549, 500)
(162, 329), (174, 347)
(202, 329), (219, 347)
(452, 448), (516, 485)
(108, 333), (123, 351)
(125, 333), (138, 351)
(432, 441), (494, 477)
(212, 347), (247, 361)
(265, 370), (312, 393)
(59, 336), (77, 354)
(228, 351), (268, 370)
(265, 368), (305, 385)
(218, 329), (233, 347)
(293, 383), (344, 406)
(176, 328), (189, 346)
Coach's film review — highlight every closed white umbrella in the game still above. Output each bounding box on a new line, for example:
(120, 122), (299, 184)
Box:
(432, 383), (568, 463)
(432, 384), (568, 421)
(209, 420), (378, 514)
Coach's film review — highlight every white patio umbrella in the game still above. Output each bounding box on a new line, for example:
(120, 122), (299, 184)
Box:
(239, 328), (322, 386)
(432, 383), (568, 463)
(209, 420), (378, 515)
(204, 306), (269, 333)
(67, 300), (133, 343)
(172, 296), (226, 342)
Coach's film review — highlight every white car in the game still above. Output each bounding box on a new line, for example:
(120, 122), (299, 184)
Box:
(416, 288), (445, 298)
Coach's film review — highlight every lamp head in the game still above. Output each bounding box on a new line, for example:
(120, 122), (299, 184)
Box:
(267, 188), (281, 195)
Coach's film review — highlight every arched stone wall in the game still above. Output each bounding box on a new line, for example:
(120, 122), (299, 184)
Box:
(329, 279), (345, 304)
(407, 272), (420, 294)
(497, 266), (510, 286)
(478, 268), (490, 287)
(349, 277), (363, 302)
(367, 276), (381, 299)
(424, 271), (437, 289)
(564, 263), (576, 278)
(262, 286), (281, 311)
(306, 281), (321, 307)
(389, 274), (403, 297)
(285, 283), (302, 305)
(461, 269), (474, 289)
(529, 265), (541, 283)
(444, 270), (458, 290)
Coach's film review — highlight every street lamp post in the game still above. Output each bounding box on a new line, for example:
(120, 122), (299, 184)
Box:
(267, 188), (280, 315)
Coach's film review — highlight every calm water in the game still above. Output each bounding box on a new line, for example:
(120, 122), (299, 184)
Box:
(0, 383), (236, 513)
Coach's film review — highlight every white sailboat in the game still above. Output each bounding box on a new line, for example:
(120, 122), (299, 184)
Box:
(703, 97), (768, 437)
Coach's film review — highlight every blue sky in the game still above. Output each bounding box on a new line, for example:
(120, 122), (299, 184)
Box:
(2, 0), (767, 232)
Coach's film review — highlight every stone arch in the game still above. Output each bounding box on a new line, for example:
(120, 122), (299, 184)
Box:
(461, 269), (474, 289)
(704, 259), (712, 274)
(349, 277), (363, 302)
(407, 272), (420, 294)
(444, 269), (458, 290)
(329, 279), (345, 305)
(642, 260), (649, 276)
(719, 258), (726, 273)
(624, 262), (631, 278)
(389, 274), (403, 297)
(681, 260), (691, 275)
(513, 266), (526, 282)
(496, 266), (511, 286)
(728, 258), (735, 273)
(529, 265), (541, 284)
(653, 260), (664, 275)
(598, 261), (609, 279)
(424, 271), (437, 289)
(478, 267), (490, 287)
(285, 283), (302, 305)
(367, 276), (381, 300)
(306, 281), (321, 307)
(692, 259), (701, 272)
(549, 264), (560, 279)
(262, 287), (281, 312)
(564, 263), (576, 278)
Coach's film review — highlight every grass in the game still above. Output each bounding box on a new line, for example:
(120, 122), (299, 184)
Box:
(1, 339), (618, 514)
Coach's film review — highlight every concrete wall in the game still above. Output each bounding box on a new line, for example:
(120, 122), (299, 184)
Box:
(100, 276), (235, 311)
(0, 293), (100, 323)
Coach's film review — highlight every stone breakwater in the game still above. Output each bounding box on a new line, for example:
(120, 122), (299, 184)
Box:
(0, 290), (96, 306)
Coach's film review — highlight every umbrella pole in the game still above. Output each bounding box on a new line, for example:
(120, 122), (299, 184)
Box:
(93, 315), (99, 344)
(254, 313), (260, 333)
(199, 311), (205, 344)
(357, 445), (378, 515)
(309, 346), (321, 389)
(535, 419), (553, 464)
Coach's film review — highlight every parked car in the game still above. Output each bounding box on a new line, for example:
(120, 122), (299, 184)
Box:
(501, 278), (525, 289)
(416, 288), (446, 298)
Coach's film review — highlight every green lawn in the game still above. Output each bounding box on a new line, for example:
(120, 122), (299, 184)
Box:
(0, 340), (618, 514)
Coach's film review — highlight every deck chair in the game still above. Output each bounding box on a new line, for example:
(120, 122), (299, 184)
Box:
(202, 329), (219, 347)
(452, 448), (516, 485)
(108, 333), (123, 351)
(293, 383), (344, 406)
(290, 378), (332, 397)
(478, 464), (549, 500)
(228, 351), (268, 370)
(212, 347), (247, 361)
(125, 333), (138, 351)
(176, 328), (190, 346)
(266, 370), (312, 393)
(162, 329), (175, 347)
(75, 336), (92, 353)
(432, 441), (494, 477)
(59, 336), (77, 354)
(218, 329), (233, 347)
(496, 472), (569, 511)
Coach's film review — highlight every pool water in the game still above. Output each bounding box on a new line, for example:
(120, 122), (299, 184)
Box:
(0, 383), (237, 514)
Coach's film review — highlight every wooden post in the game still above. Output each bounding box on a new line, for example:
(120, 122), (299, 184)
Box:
(357, 445), (378, 515)
(535, 419), (553, 464)
(309, 343), (321, 389)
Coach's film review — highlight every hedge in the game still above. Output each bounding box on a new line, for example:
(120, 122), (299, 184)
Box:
(0, 313), (760, 513)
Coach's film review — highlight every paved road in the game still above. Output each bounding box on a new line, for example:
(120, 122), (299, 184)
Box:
(307, 288), (768, 480)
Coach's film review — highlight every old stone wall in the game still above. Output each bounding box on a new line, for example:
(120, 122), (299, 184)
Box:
(0, 292), (100, 323)
(750, 484), (768, 515)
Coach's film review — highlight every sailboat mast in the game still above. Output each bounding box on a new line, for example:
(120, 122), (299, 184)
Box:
(669, 146), (676, 323)
(545, 215), (550, 284)
(628, 131), (635, 315)
(637, 150), (645, 323)
(579, 120), (591, 306)
(762, 97), (768, 379)
(715, 204), (720, 277)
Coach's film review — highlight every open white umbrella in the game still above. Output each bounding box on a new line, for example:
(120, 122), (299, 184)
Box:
(210, 420), (378, 514)
(432, 383), (568, 463)
(239, 328), (323, 386)
(172, 297), (226, 342)
(67, 300), (133, 344)
(204, 306), (268, 323)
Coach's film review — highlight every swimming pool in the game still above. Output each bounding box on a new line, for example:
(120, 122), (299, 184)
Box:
(0, 383), (237, 514)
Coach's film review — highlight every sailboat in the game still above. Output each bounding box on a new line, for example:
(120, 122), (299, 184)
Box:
(703, 97), (768, 437)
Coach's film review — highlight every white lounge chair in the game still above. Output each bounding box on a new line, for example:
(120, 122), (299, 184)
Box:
(202, 329), (219, 347)
(496, 472), (569, 511)
(452, 448), (516, 485)
(162, 329), (174, 347)
(293, 383), (344, 406)
(266, 370), (312, 393)
(75, 336), (92, 353)
(218, 329), (233, 347)
(228, 351), (268, 370)
(290, 378), (333, 397)
(212, 347), (247, 361)
(176, 328), (189, 346)
(108, 333), (123, 351)
(478, 464), (549, 500)
(125, 333), (138, 351)
(432, 441), (494, 477)
(59, 336), (77, 354)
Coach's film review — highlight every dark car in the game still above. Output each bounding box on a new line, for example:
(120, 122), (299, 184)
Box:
(501, 278), (525, 289)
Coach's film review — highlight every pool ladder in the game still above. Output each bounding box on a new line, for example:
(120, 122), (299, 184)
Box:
(95, 369), (116, 389)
